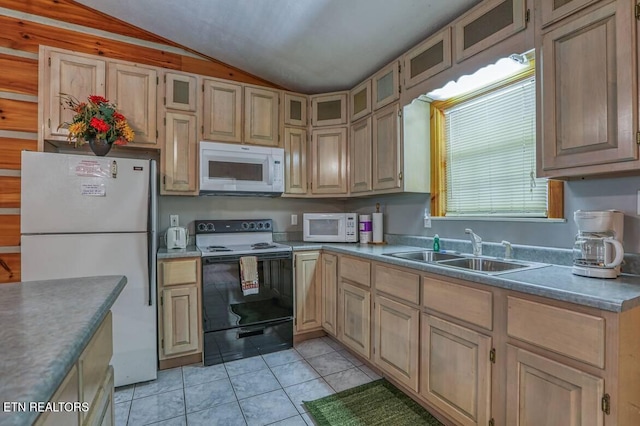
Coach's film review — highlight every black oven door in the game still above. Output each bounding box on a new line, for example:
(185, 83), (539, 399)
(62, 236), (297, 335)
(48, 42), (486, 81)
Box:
(202, 252), (293, 333)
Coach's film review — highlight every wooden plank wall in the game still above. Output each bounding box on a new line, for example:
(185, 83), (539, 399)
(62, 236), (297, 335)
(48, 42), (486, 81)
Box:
(0, 0), (279, 283)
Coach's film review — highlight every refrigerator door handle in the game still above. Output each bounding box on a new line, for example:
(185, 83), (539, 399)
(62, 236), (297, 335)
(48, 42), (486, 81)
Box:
(148, 159), (158, 306)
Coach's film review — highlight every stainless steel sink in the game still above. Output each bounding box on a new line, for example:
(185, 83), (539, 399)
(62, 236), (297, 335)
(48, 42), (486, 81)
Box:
(385, 249), (549, 275)
(386, 250), (466, 262)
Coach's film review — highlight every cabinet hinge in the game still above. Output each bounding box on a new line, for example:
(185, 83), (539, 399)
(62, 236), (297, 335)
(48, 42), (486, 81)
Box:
(156, 130), (158, 139)
(163, 75), (166, 83)
(156, 76), (159, 85)
(636, 131), (640, 144)
(201, 125), (204, 135)
(635, 4), (640, 20)
(161, 339), (164, 349)
(163, 97), (166, 106)
(294, 318), (297, 326)
(399, 85), (402, 94)
(48, 118), (51, 129)
(602, 394), (611, 415)
(48, 57), (51, 66)
(489, 348), (496, 363)
(163, 176), (166, 185)
(164, 117), (166, 126)
(525, 8), (530, 23)
(160, 295), (163, 305)
(202, 84), (204, 92)
(489, 419), (495, 426)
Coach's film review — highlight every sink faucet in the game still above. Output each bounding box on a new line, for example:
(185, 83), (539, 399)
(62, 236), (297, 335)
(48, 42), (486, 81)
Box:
(465, 228), (482, 256)
(501, 240), (513, 259)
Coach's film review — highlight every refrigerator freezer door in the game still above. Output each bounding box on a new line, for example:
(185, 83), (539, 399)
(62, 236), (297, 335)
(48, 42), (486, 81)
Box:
(21, 233), (157, 387)
(21, 151), (149, 234)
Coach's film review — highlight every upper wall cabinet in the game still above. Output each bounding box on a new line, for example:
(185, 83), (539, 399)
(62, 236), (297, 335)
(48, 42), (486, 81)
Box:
(283, 93), (308, 127)
(284, 127), (308, 195)
(372, 103), (401, 191)
(538, 0), (638, 177)
(372, 61), (400, 111)
(311, 127), (348, 194)
(202, 78), (242, 143)
(44, 50), (106, 141)
(403, 27), (452, 89)
(162, 111), (198, 194)
(244, 86), (280, 146)
(540, 0), (598, 27)
(165, 73), (197, 112)
(107, 63), (158, 146)
(350, 80), (372, 122)
(311, 92), (348, 127)
(454, 0), (527, 62)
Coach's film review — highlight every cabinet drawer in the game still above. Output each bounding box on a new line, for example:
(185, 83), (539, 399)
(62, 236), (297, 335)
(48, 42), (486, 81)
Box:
(423, 277), (492, 330)
(162, 259), (197, 286)
(340, 256), (370, 287)
(507, 297), (605, 368)
(80, 312), (113, 417)
(375, 264), (419, 305)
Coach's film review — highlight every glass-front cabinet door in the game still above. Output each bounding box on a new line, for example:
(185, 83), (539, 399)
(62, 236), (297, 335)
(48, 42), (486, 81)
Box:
(350, 80), (372, 122)
(372, 61), (400, 111)
(404, 27), (452, 89)
(311, 92), (348, 127)
(165, 72), (197, 112)
(454, 0), (526, 62)
(540, 0), (599, 27)
(283, 93), (307, 127)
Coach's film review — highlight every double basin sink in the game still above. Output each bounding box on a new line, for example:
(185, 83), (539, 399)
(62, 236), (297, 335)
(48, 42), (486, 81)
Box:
(385, 250), (549, 275)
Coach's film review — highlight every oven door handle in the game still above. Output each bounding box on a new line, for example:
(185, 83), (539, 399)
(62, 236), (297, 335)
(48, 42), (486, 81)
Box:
(237, 326), (265, 339)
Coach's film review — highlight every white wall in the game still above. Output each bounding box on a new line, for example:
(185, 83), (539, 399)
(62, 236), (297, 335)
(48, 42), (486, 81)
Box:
(345, 175), (640, 253)
(158, 195), (345, 236)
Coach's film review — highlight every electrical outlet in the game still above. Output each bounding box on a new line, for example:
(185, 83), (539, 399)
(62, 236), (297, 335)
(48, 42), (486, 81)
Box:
(291, 214), (298, 225)
(170, 215), (179, 227)
(424, 216), (432, 228)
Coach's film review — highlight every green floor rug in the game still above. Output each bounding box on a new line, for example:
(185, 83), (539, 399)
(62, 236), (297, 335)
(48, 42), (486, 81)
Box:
(303, 379), (444, 426)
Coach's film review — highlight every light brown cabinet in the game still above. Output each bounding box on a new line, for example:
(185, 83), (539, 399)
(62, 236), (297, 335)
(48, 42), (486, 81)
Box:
(320, 253), (338, 336)
(454, 0), (527, 62)
(403, 27), (452, 89)
(161, 111), (198, 194)
(540, 0), (599, 27)
(244, 86), (280, 146)
(107, 63), (158, 146)
(311, 92), (348, 127)
(202, 78), (242, 143)
(506, 345), (603, 426)
(310, 127), (348, 195)
(372, 61), (400, 111)
(44, 50), (106, 141)
(373, 295), (419, 392)
(421, 314), (492, 426)
(284, 127), (308, 195)
(339, 281), (371, 359)
(283, 92), (308, 127)
(372, 103), (401, 191)
(295, 251), (322, 333)
(164, 72), (197, 112)
(538, 0), (638, 177)
(350, 80), (372, 122)
(349, 116), (372, 193)
(157, 258), (202, 363)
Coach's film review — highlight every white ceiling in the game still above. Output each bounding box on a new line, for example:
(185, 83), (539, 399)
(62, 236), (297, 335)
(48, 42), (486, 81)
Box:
(75, 0), (482, 93)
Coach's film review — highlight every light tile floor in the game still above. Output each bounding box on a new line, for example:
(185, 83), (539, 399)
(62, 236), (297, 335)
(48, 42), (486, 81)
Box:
(115, 337), (382, 426)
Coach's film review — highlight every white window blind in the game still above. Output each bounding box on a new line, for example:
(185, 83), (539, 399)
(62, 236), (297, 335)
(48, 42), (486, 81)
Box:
(444, 77), (547, 216)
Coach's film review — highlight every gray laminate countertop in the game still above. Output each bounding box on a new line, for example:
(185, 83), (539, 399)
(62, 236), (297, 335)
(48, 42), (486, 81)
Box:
(0, 275), (126, 426)
(157, 246), (201, 259)
(285, 242), (640, 312)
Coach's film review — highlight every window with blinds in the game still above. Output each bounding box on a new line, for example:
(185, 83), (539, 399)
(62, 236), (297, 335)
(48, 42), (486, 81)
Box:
(444, 77), (547, 216)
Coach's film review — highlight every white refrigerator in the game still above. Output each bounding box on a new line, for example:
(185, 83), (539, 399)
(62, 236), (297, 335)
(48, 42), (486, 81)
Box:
(20, 151), (158, 387)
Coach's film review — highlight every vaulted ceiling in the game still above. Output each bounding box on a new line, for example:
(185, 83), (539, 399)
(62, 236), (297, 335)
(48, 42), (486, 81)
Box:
(75, 0), (482, 93)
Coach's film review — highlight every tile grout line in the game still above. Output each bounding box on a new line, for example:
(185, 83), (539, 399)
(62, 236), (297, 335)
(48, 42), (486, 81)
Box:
(224, 362), (249, 426)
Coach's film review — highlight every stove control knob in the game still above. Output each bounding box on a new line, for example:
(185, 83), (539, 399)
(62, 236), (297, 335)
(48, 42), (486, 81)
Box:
(241, 222), (249, 230)
(257, 222), (264, 229)
(249, 222), (256, 229)
(264, 222), (271, 230)
(206, 223), (215, 231)
(197, 223), (206, 232)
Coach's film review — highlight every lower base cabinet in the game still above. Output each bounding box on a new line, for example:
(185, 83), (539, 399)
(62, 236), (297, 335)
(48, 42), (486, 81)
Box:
(320, 253), (338, 336)
(294, 251), (322, 333)
(373, 295), (419, 391)
(157, 257), (202, 365)
(338, 281), (371, 359)
(506, 345), (604, 426)
(420, 314), (492, 426)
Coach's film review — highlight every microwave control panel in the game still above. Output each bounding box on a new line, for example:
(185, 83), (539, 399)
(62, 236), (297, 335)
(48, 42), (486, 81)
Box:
(345, 213), (358, 242)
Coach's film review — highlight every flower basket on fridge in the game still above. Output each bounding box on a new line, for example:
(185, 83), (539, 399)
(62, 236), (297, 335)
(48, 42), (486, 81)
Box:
(58, 94), (135, 156)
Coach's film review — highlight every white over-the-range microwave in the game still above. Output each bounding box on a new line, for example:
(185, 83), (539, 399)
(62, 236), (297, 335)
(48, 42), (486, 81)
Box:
(199, 141), (284, 196)
(303, 213), (358, 243)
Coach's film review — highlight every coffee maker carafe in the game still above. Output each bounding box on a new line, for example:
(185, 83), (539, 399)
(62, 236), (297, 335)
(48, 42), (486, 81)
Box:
(572, 210), (624, 278)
